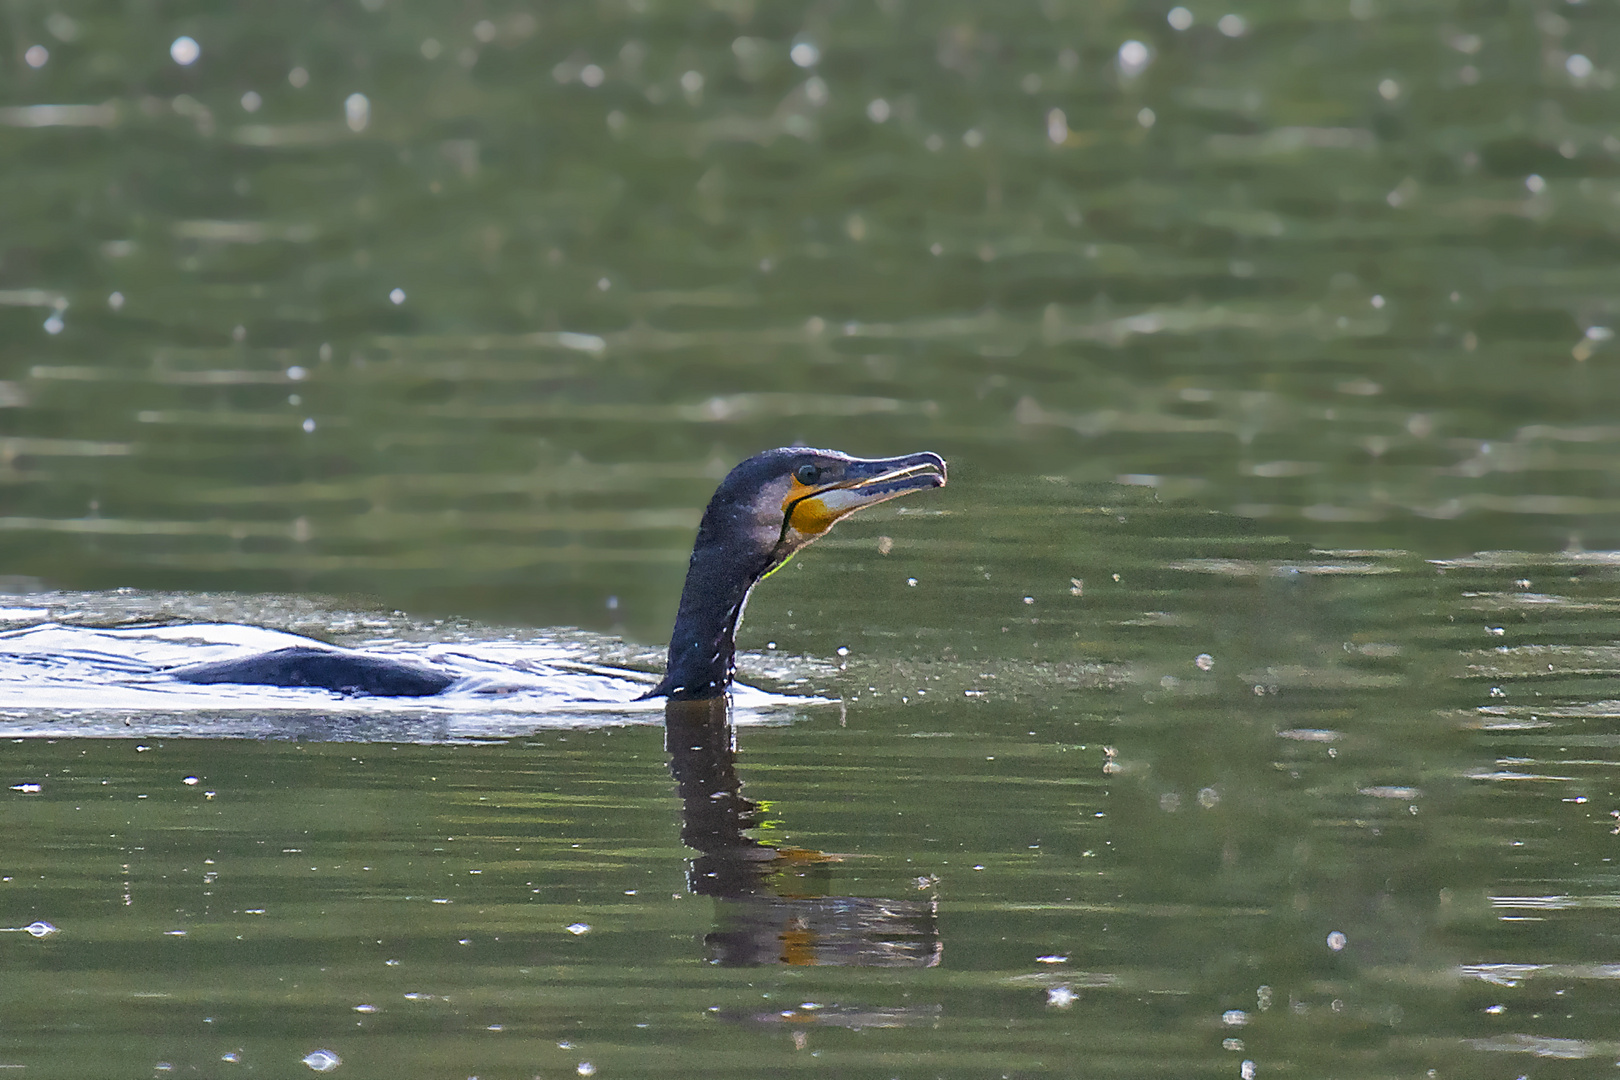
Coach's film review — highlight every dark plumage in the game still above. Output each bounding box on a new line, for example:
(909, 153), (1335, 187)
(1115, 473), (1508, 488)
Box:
(171, 645), (455, 696)
(169, 447), (946, 700)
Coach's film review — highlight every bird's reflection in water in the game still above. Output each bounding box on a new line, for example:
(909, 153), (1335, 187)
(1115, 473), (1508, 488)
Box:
(665, 698), (941, 968)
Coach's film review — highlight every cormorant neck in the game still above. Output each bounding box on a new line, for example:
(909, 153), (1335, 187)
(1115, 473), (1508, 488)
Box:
(650, 530), (772, 699)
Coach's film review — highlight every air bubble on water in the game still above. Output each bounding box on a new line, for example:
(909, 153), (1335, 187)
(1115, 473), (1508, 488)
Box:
(1218, 14), (1247, 36)
(1195, 653), (1214, 671)
(1046, 985), (1077, 1008)
(302, 418), (316, 433)
(1223, 1009), (1248, 1026)
(389, 288), (406, 304)
(43, 314), (64, 335)
(566, 922), (591, 935)
(1327, 930), (1347, 951)
(836, 646), (849, 657)
(170, 36), (200, 66)
(1168, 6), (1194, 29)
(1241, 1061), (1256, 1080)
(301, 1049), (341, 1072)
(577, 1064), (596, 1077)
(4, 920), (60, 937)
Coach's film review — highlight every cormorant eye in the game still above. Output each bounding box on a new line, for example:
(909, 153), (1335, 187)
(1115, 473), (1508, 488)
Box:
(795, 463), (822, 485)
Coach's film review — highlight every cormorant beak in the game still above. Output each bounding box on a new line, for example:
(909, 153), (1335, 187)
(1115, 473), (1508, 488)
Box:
(784, 452), (947, 538)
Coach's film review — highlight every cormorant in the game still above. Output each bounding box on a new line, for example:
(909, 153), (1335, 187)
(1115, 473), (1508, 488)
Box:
(169, 447), (946, 699)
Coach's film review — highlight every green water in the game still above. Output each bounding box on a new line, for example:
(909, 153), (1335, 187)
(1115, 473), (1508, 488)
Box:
(5, 0), (1620, 1075)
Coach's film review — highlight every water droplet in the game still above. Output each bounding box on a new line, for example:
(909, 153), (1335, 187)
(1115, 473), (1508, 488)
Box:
(1218, 14), (1247, 36)
(170, 36), (200, 65)
(302, 418), (316, 433)
(790, 40), (820, 67)
(108, 291), (125, 311)
(1168, 6), (1194, 29)
(1117, 40), (1150, 77)
(1046, 107), (1068, 145)
(344, 93), (369, 132)
(288, 67), (309, 89)
(43, 314), (64, 335)
(1567, 53), (1594, 80)
(24, 45), (49, 69)
(389, 288), (406, 304)
(866, 98), (890, 123)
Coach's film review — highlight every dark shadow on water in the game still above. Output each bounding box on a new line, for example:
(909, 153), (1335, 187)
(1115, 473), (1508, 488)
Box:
(665, 697), (941, 968)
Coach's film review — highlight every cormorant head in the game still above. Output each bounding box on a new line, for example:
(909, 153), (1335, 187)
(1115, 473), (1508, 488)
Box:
(648, 447), (946, 700)
(701, 447), (948, 577)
